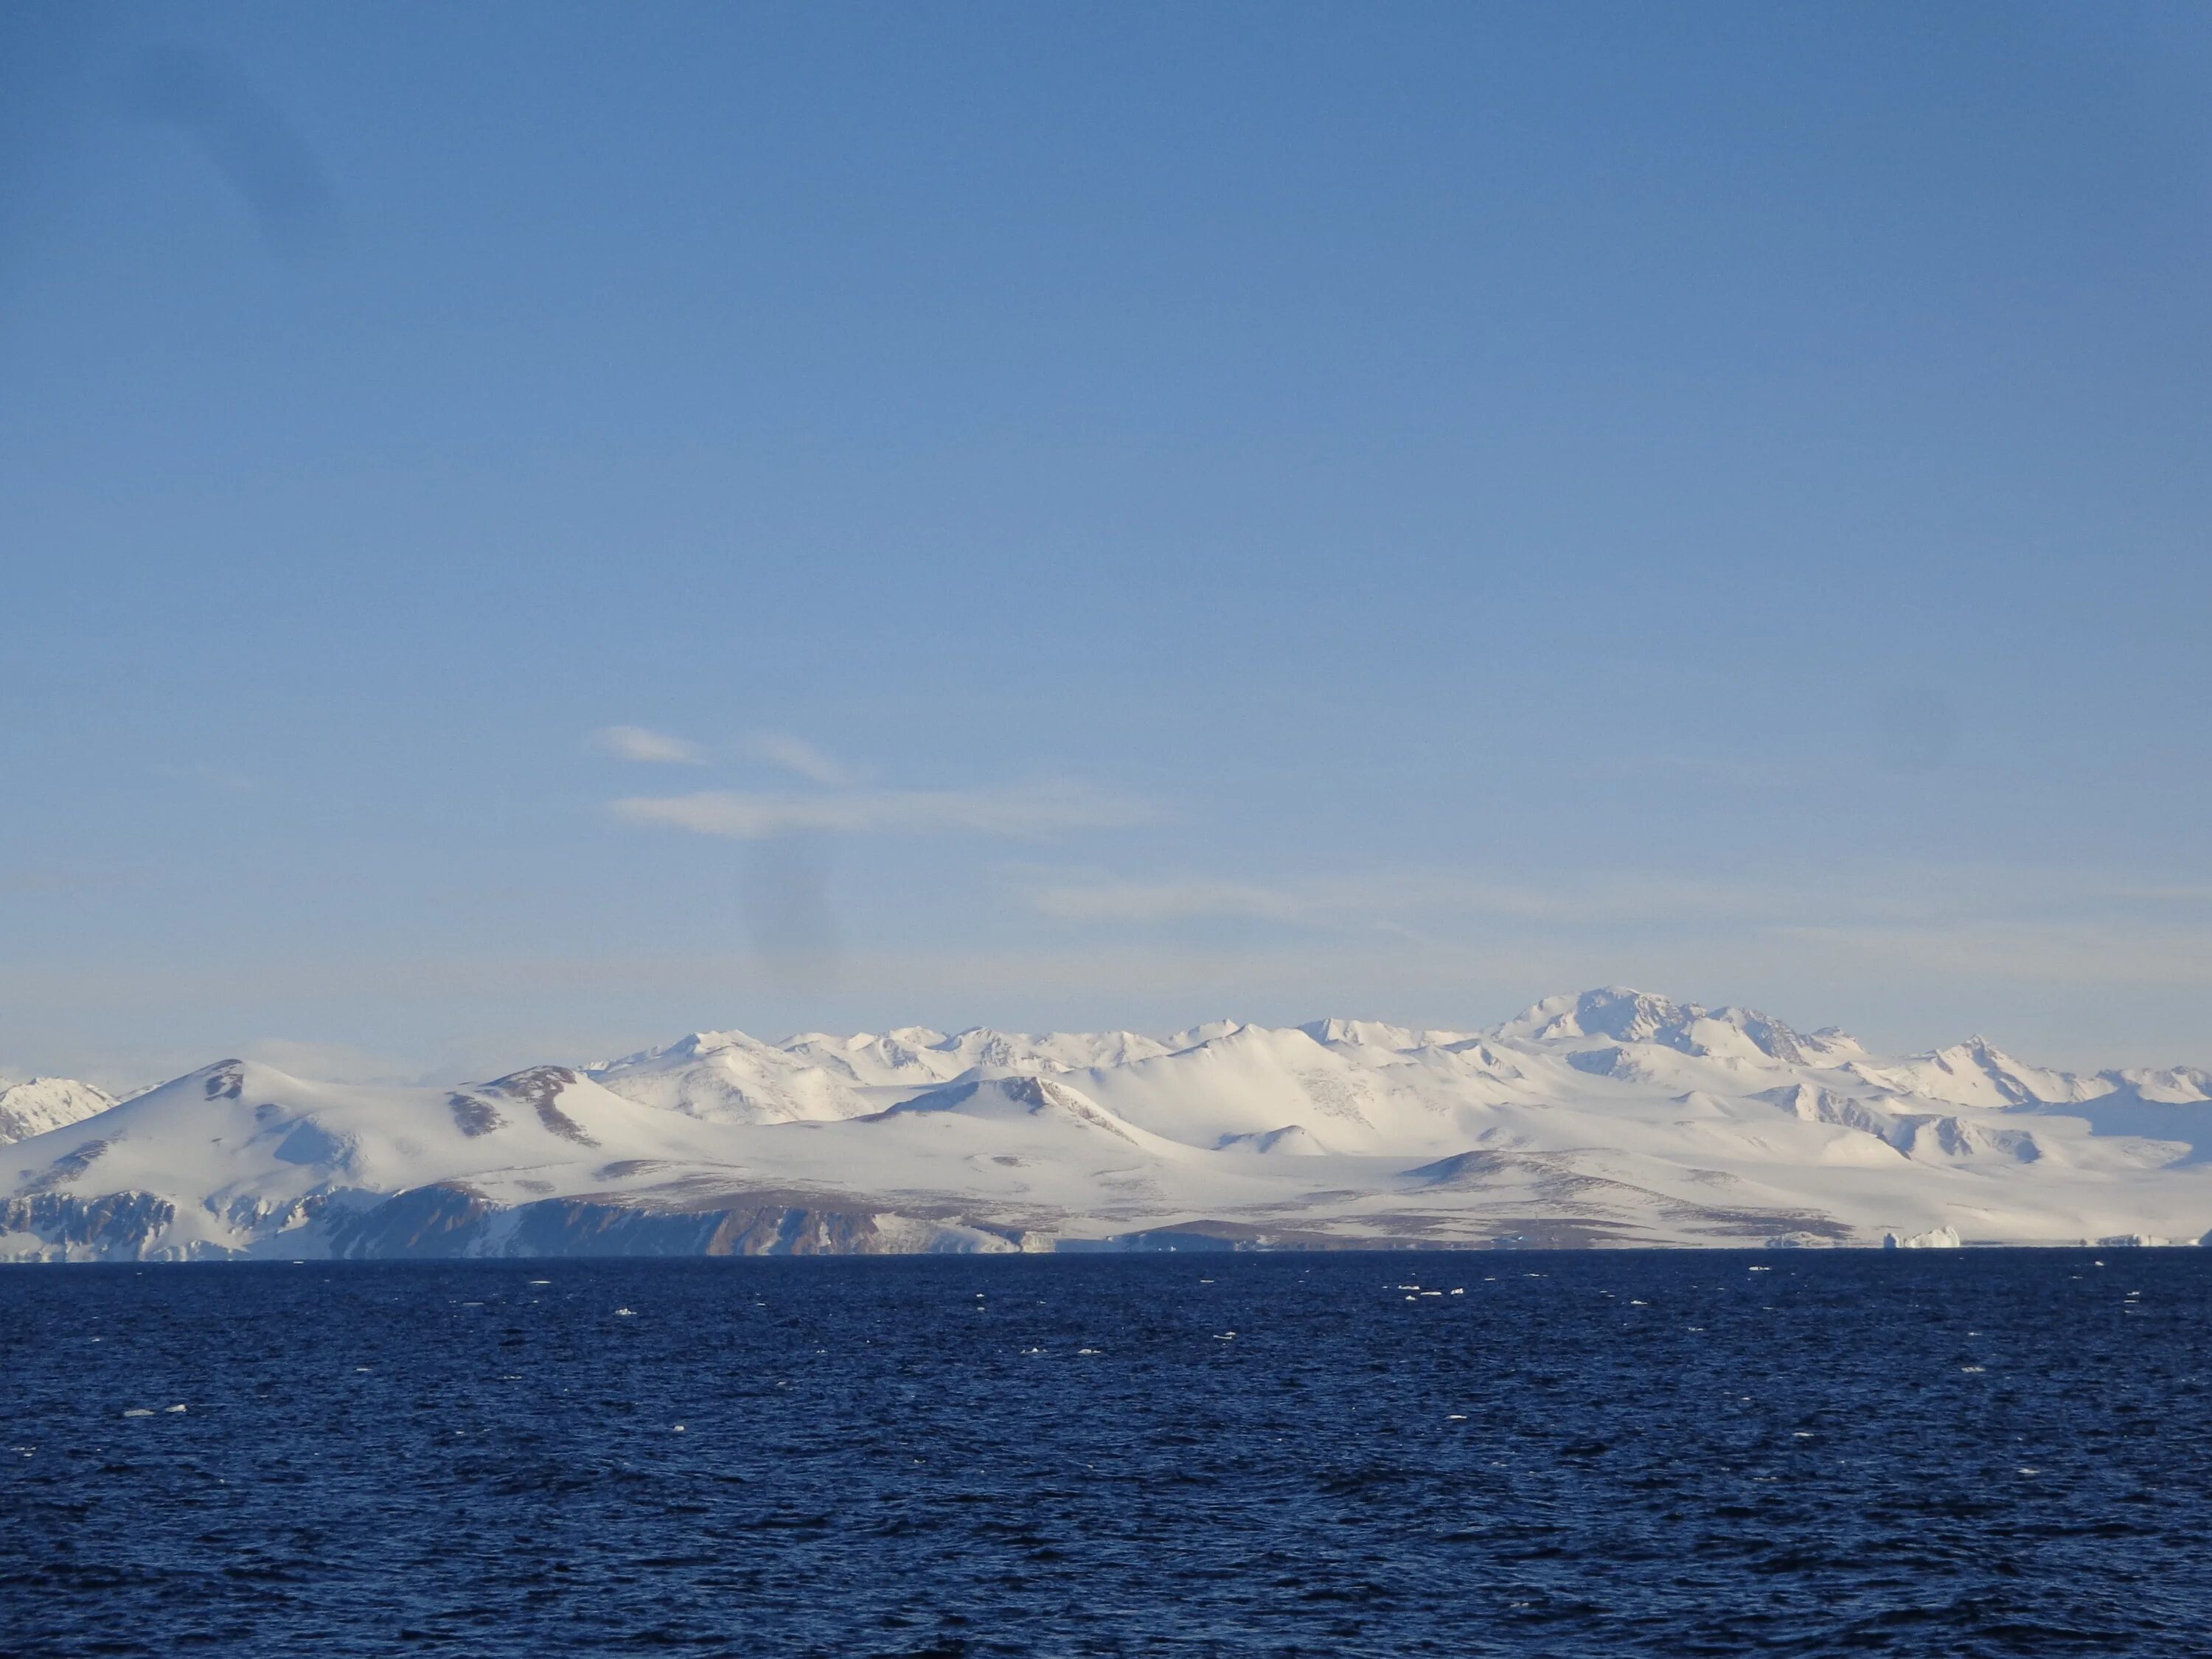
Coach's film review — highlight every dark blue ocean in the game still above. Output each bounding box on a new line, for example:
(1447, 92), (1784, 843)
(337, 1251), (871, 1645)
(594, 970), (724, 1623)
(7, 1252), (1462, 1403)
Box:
(4, 1251), (2208, 1657)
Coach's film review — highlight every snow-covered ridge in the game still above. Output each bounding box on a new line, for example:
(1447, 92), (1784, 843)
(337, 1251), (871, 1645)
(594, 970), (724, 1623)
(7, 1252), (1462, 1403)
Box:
(5, 987), (2210, 1260)
(0, 1077), (116, 1147)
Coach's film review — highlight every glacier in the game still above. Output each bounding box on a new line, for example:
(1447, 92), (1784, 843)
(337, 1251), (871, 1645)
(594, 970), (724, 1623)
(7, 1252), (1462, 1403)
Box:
(4, 988), (2211, 1261)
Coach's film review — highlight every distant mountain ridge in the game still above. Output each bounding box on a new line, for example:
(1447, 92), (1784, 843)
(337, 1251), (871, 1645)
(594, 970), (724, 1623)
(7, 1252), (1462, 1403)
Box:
(5, 988), (2209, 1260)
(0, 1077), (116, 1147)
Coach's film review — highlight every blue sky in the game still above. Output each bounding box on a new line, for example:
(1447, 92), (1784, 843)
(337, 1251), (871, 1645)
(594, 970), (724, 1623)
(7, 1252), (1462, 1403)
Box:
(3, 1), (2209, 1084)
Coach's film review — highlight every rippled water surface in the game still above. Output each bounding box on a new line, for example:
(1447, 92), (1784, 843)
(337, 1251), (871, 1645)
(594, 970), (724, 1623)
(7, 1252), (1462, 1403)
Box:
(4, 1252), (2209, 1656)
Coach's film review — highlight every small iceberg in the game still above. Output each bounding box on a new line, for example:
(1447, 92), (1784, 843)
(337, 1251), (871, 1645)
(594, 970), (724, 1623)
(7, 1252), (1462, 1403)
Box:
(1764, 1231), (1839, 1249)
(1883, 1225), (1962, 1250)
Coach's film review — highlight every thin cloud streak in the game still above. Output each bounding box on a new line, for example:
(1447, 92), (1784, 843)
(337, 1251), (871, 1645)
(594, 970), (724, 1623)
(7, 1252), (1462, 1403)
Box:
(1023, 865), (2212, 932)
(1022, 866), (2212, 990)
(593, 725), (710, 765)
(1022, 872), (1816, 928)
(614, 781), (1163, 841)
(1779, 923), (2212, 987)
(1029, 879), (1315, 925)
(743, 732), (855, 785)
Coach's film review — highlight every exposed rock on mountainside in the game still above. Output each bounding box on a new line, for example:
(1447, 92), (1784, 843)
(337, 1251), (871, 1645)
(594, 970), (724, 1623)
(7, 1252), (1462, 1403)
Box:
(4, 988), (2208, 1260)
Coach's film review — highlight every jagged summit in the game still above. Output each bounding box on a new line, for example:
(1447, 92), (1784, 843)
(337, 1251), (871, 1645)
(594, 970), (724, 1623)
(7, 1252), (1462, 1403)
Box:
(1488, 987), (1851, 1067)
(1495, 987), (1691, 1043)
(6, 989), (2209, 1260)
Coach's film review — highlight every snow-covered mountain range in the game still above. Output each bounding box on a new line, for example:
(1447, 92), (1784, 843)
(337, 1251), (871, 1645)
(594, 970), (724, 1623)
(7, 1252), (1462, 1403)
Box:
(6, 989), (2211, 1260)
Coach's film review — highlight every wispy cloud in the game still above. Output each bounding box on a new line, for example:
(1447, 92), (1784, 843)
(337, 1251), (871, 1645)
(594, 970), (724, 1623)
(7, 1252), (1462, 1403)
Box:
(242, 1037), (428, 1088)
(1030, 878), (1331, 925)
(1021, 872), (1796, 928)
(1774, 922), (2212, 987)
(614, 781), (1161, 841)
(593, 725), (709, 765)
(1021, 865), (2212, 991)
(742, 733), (855, 786)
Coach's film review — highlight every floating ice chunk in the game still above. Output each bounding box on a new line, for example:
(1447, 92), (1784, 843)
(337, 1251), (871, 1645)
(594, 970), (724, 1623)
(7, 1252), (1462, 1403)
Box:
(164, 1404), (187, 1413)
(1450, 1288), (1464, 1295)
(528, 1279), (551, 1286)
(614, 1307), (637, 1317)
(1077, 1348), (1100, 1355)
(121, 1408), (155, 1418)
(672, 1424), (686, 1433)
(1884, 1225), (1962, 1250)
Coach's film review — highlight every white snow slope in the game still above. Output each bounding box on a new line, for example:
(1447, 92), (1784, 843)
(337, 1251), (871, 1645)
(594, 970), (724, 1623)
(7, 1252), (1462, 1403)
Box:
(6, 989), (2211, 1260)
(0, 1076), (115, 1147)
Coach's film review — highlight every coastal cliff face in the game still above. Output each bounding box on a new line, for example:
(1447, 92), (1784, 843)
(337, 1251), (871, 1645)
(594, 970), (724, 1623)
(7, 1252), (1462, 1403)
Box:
(6, 990), (2211, 1261)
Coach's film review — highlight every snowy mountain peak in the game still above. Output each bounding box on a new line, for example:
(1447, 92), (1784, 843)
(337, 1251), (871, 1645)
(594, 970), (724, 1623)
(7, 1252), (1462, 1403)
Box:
(1299, 1018), (1422, 1051)
(0, 1076), (119, 1146)
(670, 1030), (757, 1060)
(1868, 1039), (2104, 1110)
(1561, 987), (1693, 1043)
(1489, 988), (1826, 1065)
(2101, 1065), (2212, 1105)
(1493, 987), (1676, 1043)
